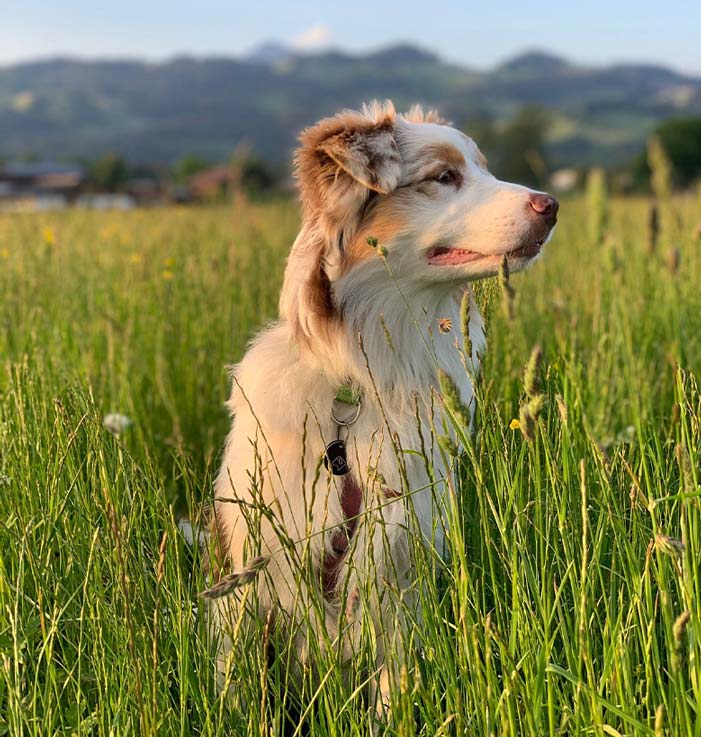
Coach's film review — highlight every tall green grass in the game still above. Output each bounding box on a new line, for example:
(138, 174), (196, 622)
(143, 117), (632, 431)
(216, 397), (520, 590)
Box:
(1, 194), (700, 735)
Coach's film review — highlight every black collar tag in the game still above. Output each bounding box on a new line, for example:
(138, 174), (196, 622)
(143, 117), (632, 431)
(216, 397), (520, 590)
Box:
(324, 439), (350, 476)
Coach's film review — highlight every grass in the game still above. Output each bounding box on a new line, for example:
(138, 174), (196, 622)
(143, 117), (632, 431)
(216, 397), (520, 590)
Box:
(1, 193), (700, 736)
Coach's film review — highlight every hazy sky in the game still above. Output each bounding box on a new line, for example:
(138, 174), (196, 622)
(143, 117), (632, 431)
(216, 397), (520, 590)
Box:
(3, 0), (700, 74)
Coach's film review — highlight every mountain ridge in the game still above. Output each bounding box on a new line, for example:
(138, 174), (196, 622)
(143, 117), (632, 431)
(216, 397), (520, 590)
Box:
(1, 44), (699, 168)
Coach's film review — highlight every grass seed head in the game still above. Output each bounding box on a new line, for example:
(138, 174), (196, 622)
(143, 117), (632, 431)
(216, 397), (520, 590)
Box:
(156, 532), (167, 584)
(586, 167), (609, 246)
(654, 705), (664, 737)
(671, 611), (689, 673)
(379, 314), (395, 353)
(648, 136), (673, 204)
(523, 344), (543, 399)
(654, 534), (685, 558)
(555, 394), (568, 424)
(498, 255), (515, 319)
(527, 394), (545, 419)
(518, 395), (545, 442)
(438, 369), (470, 429)
(400, 664), (409, 694)
(499, 253), (509, 283)
(666, 247), (680, 275)
(647, 203), (659, 254)
(438, 433), (459, 458)
(199, 555), (270, 599)
(673, 610), (690, 642)
(675, 442), (694, 492)
(460, 290), (473, 359)
(518, 404), (537, 442)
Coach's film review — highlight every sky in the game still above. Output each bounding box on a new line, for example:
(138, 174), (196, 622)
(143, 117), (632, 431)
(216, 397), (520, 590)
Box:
(2, 0), (700, 74)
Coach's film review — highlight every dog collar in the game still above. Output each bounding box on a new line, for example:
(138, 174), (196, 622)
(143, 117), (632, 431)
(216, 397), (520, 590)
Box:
(325, 382), (362, 477)
(330, 382), (362, 429)
(322, 381), (364, 595)
(334, 382), (361, 407)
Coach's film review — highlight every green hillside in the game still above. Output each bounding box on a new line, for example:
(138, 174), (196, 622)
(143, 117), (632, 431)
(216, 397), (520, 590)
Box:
(1, 46), (699, 167)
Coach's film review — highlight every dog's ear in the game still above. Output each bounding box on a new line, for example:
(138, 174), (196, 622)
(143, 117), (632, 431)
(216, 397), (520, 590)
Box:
(315, 124), (400, 195)
(279, 225), (339, 347)
(295, 101), (401, 240)
(281, 102), (401, 348)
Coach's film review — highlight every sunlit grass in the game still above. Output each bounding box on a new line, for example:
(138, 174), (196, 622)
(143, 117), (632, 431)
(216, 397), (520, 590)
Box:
(1, 194), (700, 735)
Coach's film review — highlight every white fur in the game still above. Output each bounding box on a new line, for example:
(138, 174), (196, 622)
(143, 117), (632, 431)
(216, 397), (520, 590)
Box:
(210, 103), (555, 716)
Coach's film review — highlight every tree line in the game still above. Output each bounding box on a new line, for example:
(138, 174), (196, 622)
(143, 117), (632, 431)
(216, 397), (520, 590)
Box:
(13, 108), (700, 196)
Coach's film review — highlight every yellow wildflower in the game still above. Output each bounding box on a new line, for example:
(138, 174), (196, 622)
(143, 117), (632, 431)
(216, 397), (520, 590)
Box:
(509, 418), (521, 430)
(42, 226), (57, 246)
(0, 248), (9, 260)
(129, 252), (143, 264)
(162, 269), (174, 281)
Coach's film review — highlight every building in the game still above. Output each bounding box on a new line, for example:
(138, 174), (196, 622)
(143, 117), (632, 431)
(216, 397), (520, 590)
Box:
(0, 163), (85, 210)
(186, 165), (233, 200)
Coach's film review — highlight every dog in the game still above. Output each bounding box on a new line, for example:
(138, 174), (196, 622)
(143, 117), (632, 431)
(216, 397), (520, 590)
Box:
(208, 100), (557, 717)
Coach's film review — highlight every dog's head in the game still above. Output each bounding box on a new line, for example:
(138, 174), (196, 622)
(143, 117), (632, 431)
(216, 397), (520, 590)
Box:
(281, 100), (558, 344)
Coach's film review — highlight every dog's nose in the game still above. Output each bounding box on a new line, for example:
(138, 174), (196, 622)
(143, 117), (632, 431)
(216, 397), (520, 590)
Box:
(528, 193), (559, 226)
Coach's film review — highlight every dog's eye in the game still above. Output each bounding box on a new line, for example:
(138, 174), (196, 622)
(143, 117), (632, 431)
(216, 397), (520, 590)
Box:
(435, 169), (460, 186)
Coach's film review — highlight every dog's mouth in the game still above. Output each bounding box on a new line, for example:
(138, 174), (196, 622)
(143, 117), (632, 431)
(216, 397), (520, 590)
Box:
(427, 237), (545, 266)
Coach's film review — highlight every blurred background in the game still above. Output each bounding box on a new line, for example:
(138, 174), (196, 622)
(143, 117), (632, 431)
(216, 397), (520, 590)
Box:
(1, 0), (700, 209)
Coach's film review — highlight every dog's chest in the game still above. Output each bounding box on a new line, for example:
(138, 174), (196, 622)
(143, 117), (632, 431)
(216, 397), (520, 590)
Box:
(324, 295), (482, 507)
(327, 384), (461, 526)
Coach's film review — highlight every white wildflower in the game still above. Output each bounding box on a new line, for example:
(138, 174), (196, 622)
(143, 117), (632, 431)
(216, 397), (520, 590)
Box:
(103, 413), (133, 435)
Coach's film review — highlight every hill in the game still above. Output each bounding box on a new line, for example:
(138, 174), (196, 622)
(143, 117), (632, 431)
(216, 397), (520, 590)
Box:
(1, 45), (700, 168)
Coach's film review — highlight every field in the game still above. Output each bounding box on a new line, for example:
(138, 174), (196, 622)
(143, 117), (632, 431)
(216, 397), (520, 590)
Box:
(1, 193), (700, 736)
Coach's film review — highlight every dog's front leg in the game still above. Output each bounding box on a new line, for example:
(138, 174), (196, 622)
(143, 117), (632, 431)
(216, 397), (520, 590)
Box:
(369, 638), (412, 733)
(375, 658), (393, 718)
(367, 594), (418, 730)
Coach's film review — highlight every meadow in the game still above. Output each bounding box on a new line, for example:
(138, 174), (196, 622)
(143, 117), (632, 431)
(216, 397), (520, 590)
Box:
(1, 191), (700, 736)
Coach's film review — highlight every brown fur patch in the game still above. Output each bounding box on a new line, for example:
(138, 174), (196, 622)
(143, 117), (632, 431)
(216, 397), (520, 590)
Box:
(288, 234), (342, 347)
(424, 143), (466, 171)
(402, 142), (466, 185)
(303, 252), (338, 328)
(341, 190), (417, 274)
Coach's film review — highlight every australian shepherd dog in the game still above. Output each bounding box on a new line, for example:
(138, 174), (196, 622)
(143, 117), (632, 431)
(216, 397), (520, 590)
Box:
(207, 100), (557, 719)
